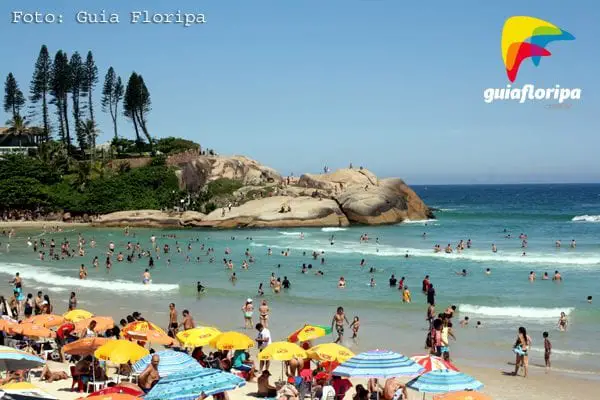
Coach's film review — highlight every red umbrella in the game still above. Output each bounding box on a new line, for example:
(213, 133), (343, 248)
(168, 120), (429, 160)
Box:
(87, 385), (143, 397)
(410, 354), (459, 373)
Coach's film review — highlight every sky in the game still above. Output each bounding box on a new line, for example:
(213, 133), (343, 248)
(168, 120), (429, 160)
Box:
(1, 0), (599, 184)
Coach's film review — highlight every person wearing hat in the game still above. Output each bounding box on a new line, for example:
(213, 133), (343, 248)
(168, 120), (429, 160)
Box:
(242, 298), (254, 329)
(257, 370), (277, 397)
(314, 372), (335, 400)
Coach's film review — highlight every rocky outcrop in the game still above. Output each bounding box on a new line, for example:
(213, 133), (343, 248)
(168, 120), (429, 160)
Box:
(92, 210), (206, 228)
(174, 155), (283, 191)
(298, 168), (378, 193)
(196, 196), (349, 228)
(336, 177), (433, 225)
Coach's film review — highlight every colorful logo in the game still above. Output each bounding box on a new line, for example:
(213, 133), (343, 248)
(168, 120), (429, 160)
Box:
(501, 16), (575, 82)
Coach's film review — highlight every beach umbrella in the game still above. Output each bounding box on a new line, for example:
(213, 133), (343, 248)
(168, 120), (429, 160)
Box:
(0, 319), (18, 333)
(307, 343), (355, 363)
(10, 323), (56, 339)
(410, 354), (459, 373)
(23, 314), (65, 328)
(63, 309), (93, 322)
(258, 342), (307, 361)
(210, 331), (254, 351)
(288, 324), (332, 342)
(121, 320), (173, 345)
(333, 350), (425, 378)
(407, 370), (484, 393)
(78, 395), (139, 400)
(0, 381), (57, 399)
(132, 350), (203, 377)
(73, 317), (115, 333)
(0, 346), (45, 371)
(63, 337), (110, 356)
(86, 384), (143, 397)
(94, 340), (149, 364)
(176, 326), (222, 348)
(433, 391), (492, 400)
(144, 368), (246, 400)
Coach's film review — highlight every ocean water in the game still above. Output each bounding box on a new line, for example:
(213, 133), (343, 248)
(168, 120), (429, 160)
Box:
(1, 184), (599, 376)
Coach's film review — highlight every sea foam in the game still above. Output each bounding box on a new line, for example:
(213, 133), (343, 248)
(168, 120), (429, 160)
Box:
(321, 227), (348, 232)
(572, 215), (600, 222)
(458, 304), (573, 319)
(0, 262), (179, 293)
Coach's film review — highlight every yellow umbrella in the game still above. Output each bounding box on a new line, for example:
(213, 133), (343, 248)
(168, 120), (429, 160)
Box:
(210, 331), (254, 351)
(63, 309), (93, 322)
(259, 341), (307, 361)
(94, 339), (149, 364)
(177, 327), (222, 348)
(1, 382), (39, 390)
(307, 343), (355, 363)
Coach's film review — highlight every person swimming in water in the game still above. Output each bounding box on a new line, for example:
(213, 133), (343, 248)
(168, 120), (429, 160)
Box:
(338, 277), (346, 289)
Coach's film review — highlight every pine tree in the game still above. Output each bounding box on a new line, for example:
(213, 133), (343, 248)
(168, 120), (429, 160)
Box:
(101, 67), (124, 140)
(4, 73), (25, 119)
(136, 75), (152, 149)
(82, 51), (98, 124)
(124, 72), (142, 147)
(50, 51), (72, 147)
(30, 45), (52, 140)
(70, 52), (87, 150)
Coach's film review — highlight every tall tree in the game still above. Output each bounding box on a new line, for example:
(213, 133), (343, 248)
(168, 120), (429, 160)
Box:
(82, 51), (98, 124)
(30, 45), (52, 140)
(69, 52), (87, 150)
(101, 67), (124, 140)
(4, 73), (25, 119)
(124, 72), (143, 148)
(50, 51), (72, 147)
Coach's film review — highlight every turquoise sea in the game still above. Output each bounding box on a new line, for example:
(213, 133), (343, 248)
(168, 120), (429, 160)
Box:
(1, 184), (599, 375)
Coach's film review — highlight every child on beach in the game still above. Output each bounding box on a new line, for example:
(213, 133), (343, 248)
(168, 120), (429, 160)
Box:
(543, 331), (552, 372)
(350, 316), (360, 339)
(402, 286), (411, 303)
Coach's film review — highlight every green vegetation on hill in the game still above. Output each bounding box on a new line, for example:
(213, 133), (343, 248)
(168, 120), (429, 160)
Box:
(0, 152), (181, 215)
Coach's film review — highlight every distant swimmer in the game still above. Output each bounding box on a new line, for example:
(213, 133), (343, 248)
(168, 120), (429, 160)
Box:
(467, 239), (472, 248)
(143, 269), (151, 285)
(529, 271), (536, 281)
(369, 267), (375, 274)
(369, 277), (376, 287)
(402, 286), (411, 303)
(389, 274), (397, 287)
(522, 252), (526, 256)
(360, 259), (365, 267)
(485, 268), (491, 275)
(570, 239), (576, 249)
(555, 240), (561, 248)
(405, 251), (409, 258)
(197, 281), (205, 293)
(542, 272), (549, 280)
(588, 296), (593, 304)
(338, 276), (346, 288)
(456, 269), (467, 276)
(553, 270), (562, 281)
(558, 312), (568, 331)
(445, 244), (453, 254)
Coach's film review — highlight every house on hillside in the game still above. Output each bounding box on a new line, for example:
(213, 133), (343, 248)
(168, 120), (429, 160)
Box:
(0, 126), (42, 155)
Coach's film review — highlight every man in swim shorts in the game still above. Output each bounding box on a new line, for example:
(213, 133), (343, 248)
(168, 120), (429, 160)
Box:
(168, 303), (178, 335)
(332, 306), (350, 344)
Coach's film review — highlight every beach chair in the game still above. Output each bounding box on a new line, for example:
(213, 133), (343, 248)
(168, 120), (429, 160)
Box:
(86, 377), (108, 393)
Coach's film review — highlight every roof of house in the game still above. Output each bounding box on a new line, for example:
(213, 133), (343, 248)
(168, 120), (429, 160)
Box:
(0, 127), (8, 135)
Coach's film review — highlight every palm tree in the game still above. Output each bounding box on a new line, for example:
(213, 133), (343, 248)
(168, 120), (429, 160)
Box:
(78, 119), (99, 161)
(37, 140), (71, 173)
(3, 115), (30, 147)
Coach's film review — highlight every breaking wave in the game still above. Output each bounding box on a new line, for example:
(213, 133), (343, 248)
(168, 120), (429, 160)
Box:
(571, 215), (600, 222)
(458, 304), (573, 319)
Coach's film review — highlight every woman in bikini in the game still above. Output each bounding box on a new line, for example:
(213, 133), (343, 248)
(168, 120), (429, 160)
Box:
(512, 326), (529, 377)
(558, 312), (568, 331)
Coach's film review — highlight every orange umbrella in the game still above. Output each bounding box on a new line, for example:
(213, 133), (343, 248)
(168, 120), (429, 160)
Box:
(121, 321), (173, 345)
(74, 317), (115, 333)
(10, 323), (56, 338)
(0, 319), (18, 333)
(433, 391), (492, 400)
(23, 314), (65, 328)
(63, 337), (110, 356)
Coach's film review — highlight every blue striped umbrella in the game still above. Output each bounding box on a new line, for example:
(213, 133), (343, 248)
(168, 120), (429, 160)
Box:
(332, 350), (424, 378)
(144, 368), (246, 400)
(407, 369), (484, 393)
(132, 350), (203, 376)
(0, 346), (45, 371)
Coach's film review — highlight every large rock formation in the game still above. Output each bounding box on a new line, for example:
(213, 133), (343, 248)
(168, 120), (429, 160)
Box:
(297, 168), (432, 225)
(197, 196), (349, 228)
(174, 155), (282, 191)
(93, 210), (205, 228)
